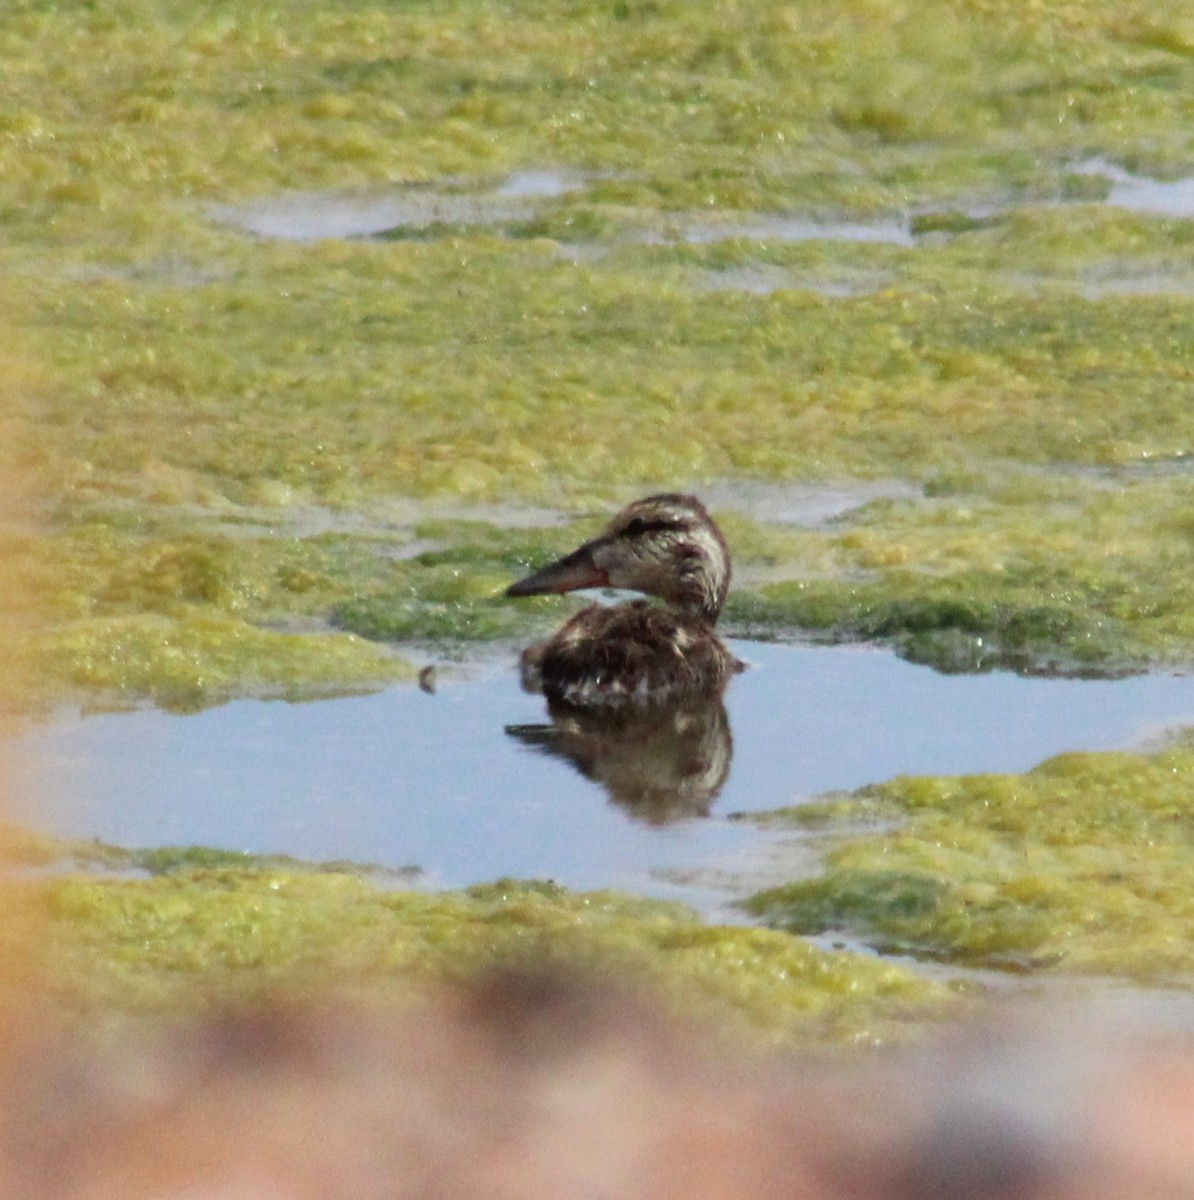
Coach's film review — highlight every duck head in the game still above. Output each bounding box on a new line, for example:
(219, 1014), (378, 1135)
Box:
(507, 494), (731, 624)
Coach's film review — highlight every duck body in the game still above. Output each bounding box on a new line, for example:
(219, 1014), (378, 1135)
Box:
(507, 494), (743, 709)
(518, 600), (741, 708)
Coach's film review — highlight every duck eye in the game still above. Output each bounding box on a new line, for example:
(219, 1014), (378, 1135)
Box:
(625, 517), (647, 537)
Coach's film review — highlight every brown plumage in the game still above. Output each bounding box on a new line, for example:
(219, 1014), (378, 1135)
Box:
(506, 494), (743, 708)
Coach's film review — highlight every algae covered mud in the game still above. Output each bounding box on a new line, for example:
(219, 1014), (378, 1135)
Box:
(6, 0), (1194, 1037)
(11, 0), (1194, 701)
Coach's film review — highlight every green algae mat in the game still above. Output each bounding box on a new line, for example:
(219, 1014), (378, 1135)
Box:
(742, 733), (1194, 988)
(4, 864), (951, 1047)
(0, 823), (951, 1045)
(6, 0), (1194, 1034)
(6, 0), (1194, 702)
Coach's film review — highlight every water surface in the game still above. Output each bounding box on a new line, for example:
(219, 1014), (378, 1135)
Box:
(9, 643), (1194, 916)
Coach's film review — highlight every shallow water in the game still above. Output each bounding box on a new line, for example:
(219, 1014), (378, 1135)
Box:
(697, 265), (894, 298)
(210, 161), (1194, 255)
(210, 172), (916, 246)
(8, 642), (1194, 918)
(209, 170), (589, 241)
(1073, 158), (1194, 218)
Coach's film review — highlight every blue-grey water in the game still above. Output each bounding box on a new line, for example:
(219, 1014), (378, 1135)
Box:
(7, 642), (1194, 913)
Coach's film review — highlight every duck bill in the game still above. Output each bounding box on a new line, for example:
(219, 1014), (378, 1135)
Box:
(507, 545), (609, 597)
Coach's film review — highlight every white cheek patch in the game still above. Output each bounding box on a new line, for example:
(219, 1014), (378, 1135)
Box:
(687, 526), (727, 574)
(679, 526), (729, 606)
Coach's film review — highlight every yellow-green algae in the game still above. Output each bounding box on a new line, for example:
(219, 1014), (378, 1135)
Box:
(21, 247), (1194, 505)
(0, 820), (418, 880)
(0, 863), (952, 1048)
(726, 473), (1194, 674)
(9, 1), (1194, 698)
(0, 822), (949, 1045)
(18, 511), (421, 709)
(744, 733), (1194, 986)
(5, 0), (1194, 236)
(13, 227), (1194, 691)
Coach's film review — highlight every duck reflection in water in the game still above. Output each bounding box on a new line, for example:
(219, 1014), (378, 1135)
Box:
(506, 696), (732, 823)
(505, 494), (742, 821)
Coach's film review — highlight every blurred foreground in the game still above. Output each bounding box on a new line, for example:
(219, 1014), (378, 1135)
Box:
(0, 969), (1189, 1200)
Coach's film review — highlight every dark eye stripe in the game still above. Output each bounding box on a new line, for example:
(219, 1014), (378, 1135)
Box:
(624, 517), (685, 537)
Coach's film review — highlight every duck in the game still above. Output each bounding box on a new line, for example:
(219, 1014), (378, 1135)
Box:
(506, 493), (743, 708)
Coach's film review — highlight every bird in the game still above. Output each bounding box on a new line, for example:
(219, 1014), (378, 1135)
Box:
(506, 493), (743, 708)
